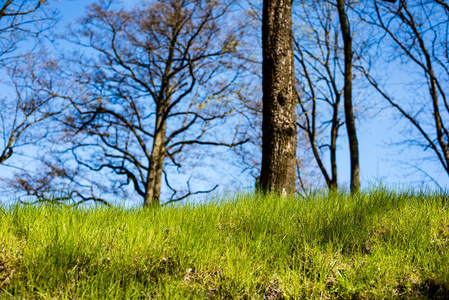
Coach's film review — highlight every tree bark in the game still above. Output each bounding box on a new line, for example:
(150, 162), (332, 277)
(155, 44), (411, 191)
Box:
(330, 96), (340, 191)
(261, 0), (297, 195)
(336, 0), (360, 193)
(144, 104), (167, 207)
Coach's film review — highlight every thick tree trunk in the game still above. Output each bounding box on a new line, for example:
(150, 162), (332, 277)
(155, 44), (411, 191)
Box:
(144, 105), (167, 207)
(144, 39), (175, 207)
(261, 0), (297, 195)
(337, 0), (360, 193)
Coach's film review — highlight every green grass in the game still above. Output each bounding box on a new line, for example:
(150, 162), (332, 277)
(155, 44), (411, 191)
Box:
(0, 188), (448, 299)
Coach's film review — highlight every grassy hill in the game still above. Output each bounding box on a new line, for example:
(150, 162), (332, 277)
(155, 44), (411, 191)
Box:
(0, 189), (448, 299)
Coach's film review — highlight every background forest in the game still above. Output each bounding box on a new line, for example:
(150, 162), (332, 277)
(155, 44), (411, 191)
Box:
(1, 0), (449, 207)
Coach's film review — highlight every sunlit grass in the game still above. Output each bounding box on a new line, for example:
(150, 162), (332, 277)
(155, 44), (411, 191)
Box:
(0, 188), (448, 299)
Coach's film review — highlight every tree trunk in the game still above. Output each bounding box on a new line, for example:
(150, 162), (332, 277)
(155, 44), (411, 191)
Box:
(336, 0), (360, 193)
(144, 37), (175, 207)
(261, 0), (297, 195)
(144, 105), (167, 207)
(330, 98), (340, 191)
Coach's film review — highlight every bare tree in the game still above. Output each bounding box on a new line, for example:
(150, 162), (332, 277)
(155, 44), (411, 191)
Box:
(293, 0), (386, 192)
(335, 0), (361, 193)
(0, 1), (58, 168)
(32, 0), (248, 207)
(293, 0), (345, 191)
(1, 55), (61, 166)
(260, 0), (297, 195)
(361, 0), (449, 183)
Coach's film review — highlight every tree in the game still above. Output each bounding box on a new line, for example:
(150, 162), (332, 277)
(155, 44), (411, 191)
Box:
(336, 0), (360, 193)
(293, 0), (398, 193)
(261, 0), (297, 195)
(293, 0), (346, 191)
(33, 0), (248, 207)
(1, 54), (61, 166)
(0, 1), (58, 168)
(294, 0), (386, 193)
(361, 0), (449, 185)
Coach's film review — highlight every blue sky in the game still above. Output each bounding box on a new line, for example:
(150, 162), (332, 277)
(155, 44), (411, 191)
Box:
(31, 1), (449, 191)
(1, 0), (447, 207)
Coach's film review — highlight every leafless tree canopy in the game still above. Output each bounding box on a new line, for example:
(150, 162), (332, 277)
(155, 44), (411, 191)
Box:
(0, 0), (58, 169)
(26, 0), (249, 206)
(294, 0), (346, 191)
(0, 0), (56, 61)
(359, 0), (449, 184)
